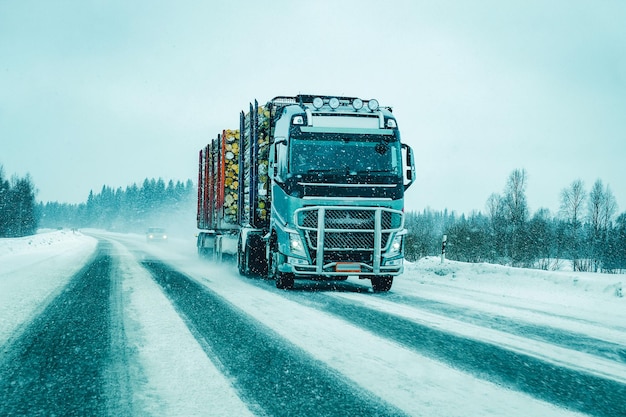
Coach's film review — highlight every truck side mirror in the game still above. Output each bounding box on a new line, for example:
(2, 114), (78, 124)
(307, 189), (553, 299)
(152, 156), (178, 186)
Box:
(401, 143), (416, 190)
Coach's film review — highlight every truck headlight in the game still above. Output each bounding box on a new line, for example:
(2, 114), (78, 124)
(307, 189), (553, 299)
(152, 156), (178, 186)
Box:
(389, 235), (403, 256)
(289, 233), (306, 257)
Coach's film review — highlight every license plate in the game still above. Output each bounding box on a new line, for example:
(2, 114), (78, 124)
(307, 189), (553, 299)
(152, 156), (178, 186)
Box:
(335, 263), (361, 273)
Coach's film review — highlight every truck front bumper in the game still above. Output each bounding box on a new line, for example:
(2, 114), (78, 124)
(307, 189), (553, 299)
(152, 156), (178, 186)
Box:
(284, 257), (403, 277)
(283, 205), (406, 278)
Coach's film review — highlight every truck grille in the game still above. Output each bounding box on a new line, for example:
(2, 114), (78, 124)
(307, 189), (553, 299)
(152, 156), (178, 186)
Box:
(295, 207), (403, 251)
(306, 231), (388, 250)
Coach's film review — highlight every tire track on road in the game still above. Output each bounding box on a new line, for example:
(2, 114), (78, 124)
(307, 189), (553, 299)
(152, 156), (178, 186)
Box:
(142, 260), (408, 417)
(0, 242), (119, 417)
(389, 293), (626, 363)
(284, 290), (626, 417)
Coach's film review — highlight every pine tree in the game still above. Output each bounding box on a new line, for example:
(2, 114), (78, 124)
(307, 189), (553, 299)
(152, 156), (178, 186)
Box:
(0, 166), (10, 236)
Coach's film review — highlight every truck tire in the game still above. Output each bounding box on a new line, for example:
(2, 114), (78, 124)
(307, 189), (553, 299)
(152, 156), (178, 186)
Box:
(276, 273), (295, 290)
(371, 275), (393, 292)
(269, 238), (294, 289)
(237, 239), (248, 275)
(247, 235), (268, 276)
(239, 235), (268, 276)
(197, 234), (207, 258)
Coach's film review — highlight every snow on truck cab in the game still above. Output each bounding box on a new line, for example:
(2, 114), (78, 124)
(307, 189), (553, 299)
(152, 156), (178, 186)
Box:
(197, 94), (416, 291)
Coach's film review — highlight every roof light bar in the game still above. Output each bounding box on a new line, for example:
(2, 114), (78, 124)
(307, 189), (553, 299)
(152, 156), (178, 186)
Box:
(306, 95), (382, 111)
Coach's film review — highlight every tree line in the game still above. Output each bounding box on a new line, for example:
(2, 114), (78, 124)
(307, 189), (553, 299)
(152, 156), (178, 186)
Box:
(3, 164), (625, 274)
(39, 178), (196, 233)
(405, 169), (626, 273)
(0, 166), (38, 238)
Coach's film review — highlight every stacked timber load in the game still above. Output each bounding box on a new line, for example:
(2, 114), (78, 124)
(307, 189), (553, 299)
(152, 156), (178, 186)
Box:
(241, 111), (252, 225)
(256, 106), (271, 222)
(239, 101), (272, 228)
(221, 129), (240, 225)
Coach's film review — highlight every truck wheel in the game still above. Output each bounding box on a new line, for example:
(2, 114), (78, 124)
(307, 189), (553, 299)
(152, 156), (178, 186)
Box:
(371, 276), (393, 292)
(247, 235), (268, 276)
(269, 240), (294, 289)
(276, 270), (295, 290)
(237, 239), (248, 275)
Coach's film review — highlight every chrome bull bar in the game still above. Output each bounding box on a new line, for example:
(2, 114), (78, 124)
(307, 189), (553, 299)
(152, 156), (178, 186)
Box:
(293, 206), (404, 275)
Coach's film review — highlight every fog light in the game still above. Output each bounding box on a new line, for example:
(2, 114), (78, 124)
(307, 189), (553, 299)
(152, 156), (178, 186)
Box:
(288, 257), (309, 265)
(312, 97), (324, 109)
(329, 97), (340, 109)
(367, 99), (379, 111)
(352, 98), (363, 110)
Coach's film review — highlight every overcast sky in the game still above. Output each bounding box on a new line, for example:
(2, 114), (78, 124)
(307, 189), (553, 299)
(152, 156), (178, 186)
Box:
(1, 0), (625, 216)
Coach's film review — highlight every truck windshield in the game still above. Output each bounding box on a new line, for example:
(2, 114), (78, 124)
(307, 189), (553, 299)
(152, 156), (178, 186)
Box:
(289, 132), (401, 176)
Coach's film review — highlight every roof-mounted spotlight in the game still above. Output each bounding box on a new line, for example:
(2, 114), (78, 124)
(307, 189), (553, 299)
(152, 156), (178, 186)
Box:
(312, 97), (324, 109)
(329, 97), (340, 109)
(367, 99), (379, 111)
(352, 98), (363, 110)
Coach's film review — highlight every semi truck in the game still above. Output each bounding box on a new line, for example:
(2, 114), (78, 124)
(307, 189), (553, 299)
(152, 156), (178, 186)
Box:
(197, 94), (415, 291)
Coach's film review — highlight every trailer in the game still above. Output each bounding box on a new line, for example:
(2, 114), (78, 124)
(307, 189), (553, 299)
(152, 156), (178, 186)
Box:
(197, 95), (415, 291)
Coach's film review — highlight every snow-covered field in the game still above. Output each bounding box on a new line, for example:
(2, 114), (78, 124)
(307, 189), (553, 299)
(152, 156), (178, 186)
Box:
(1, 229), (625, 416)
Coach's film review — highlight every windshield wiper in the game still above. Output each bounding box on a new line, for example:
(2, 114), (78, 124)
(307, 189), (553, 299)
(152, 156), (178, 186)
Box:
(356, 169), (394, 174)
(307, 168), (349, 174)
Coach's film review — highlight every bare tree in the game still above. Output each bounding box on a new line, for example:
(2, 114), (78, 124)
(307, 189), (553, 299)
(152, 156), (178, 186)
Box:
(560, 179), (586, 225)
(560, 180), (586, 271)
(485, 193), (502, 221)
(601, 185), (618, 232)
(485, 192), (506, 262)
(587, 180), (619, 271)
(588, 180), (604, 271)
(503, 169), (529, 265)
(503, 168), (529, 226)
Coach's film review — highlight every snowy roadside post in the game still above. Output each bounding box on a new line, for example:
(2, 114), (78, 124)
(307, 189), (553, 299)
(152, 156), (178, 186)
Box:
(441, 234), (447, 264)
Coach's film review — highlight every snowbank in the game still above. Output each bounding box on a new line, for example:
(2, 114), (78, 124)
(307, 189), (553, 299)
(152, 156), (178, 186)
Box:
(406, 256), (624, 300)
(0, 229), (98, 346)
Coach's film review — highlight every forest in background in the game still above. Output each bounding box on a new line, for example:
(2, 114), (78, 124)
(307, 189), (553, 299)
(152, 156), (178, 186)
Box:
(38, 178), (196, 236)
(0, 167), (38, 237)
(405, 169), (626, 273)
(2, 165), (625, 273)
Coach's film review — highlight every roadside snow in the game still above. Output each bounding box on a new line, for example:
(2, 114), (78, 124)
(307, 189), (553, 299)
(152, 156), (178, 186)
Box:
(0, 230), (97, 346)
(406, 256), (624, 305)
(400, 257), (626, 341)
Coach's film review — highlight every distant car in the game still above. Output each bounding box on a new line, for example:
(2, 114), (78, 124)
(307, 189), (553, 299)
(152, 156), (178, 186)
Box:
(146, 227), (167, 242)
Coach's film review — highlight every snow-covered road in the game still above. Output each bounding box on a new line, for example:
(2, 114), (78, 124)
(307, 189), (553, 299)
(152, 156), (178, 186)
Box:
(1, 230), (624, 416)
